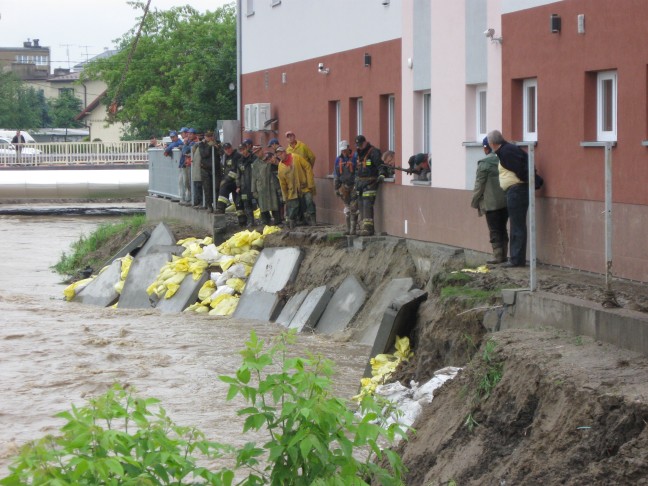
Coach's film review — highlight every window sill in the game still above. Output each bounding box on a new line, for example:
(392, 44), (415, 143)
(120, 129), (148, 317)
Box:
(412, 180), (431, 186)
(462, 141), (483, 148)
(580, 141), (617, 148)
(641, 140), (648, 147)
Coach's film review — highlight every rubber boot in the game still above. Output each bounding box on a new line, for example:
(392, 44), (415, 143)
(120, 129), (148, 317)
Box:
(357, 218), (374, 237)
(304, 213), (314, 226)
(350, 213), (358, 236)
(487, 246), (506, 264)
(344, 214), (351, 235)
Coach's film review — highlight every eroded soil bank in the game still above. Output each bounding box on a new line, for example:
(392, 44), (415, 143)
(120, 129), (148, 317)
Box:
(73, 220), (648, 484)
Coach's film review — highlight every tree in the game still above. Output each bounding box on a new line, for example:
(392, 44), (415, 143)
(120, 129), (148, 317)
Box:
(0, 71), (47, 129)
(82, 3), (237, 139)
(48, 91), (84, 134)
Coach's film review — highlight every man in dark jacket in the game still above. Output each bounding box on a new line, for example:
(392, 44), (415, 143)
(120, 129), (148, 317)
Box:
(487, 129), (528, 267)
(354, 135), (388, 236)
(199, 131), (222, 212)
(334, 140), (358, 235)
(471, 136), (509, 264)
(215, 143), (241, 214)
(236, 143), (257, 227)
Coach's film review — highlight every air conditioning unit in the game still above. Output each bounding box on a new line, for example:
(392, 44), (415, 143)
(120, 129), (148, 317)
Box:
(253, 103), (271, 131)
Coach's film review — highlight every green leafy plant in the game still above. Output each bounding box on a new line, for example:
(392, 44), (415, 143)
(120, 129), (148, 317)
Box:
(464, 413), (479, 432)
(0, 384), (232, 485)
(476, 339), (503, 401)
(53, 214), (146, 276)
(221, 330), (408, 485)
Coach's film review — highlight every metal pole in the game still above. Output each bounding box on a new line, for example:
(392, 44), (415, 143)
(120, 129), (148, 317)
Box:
(604, 142), (613, 291)
(212, 145), (216, 212)
(527, 144), (537, 291)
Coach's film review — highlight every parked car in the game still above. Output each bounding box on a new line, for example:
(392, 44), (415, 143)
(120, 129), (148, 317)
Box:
(0, 137), (42, 155)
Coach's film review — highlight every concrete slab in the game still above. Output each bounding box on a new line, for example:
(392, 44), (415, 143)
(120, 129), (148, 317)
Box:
(364, 289), (428, 377)
(118, 252), (172, 309)
(501, 288), (528, 305)
(147, 245), (186, 256)
(357, 278), (416, 345)
(275, 289), (309, 327)
(73, 259), (122, 307)
(137, 222), (176, 258)
(289, 286), (333, 332)
(246, 247), (303, 293)
(101, 230), (150, 267)
(155, 272), (209, 313)
(316, 275), (367, 334)
(233, 290), (282, 321)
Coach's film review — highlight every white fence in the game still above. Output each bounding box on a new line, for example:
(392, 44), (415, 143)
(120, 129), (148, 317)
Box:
(0, 141), (150, 167)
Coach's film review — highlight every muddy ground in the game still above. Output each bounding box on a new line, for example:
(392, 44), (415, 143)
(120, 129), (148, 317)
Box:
(82, 218), (648, 484)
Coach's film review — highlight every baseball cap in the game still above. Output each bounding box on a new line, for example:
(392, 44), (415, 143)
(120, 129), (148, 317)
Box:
(169, 131), (178, 137)
(179, 127), (189, 133)
(267, 138), (279, 146)
(263, 151), (275, 160)
(285, 131), (295, 137)
(188, 128), (197, 134)
(252, 145), (263, 152)
(355, 135), (366, 145)
(243, 138), (253, 145)
(339, 140), (349, 151)
(222, 142), (232, 149)
(275, 146), (286, 152)
(482, 136), (490, 147)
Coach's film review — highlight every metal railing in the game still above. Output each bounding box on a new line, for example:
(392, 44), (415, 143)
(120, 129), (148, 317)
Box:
(0, 141), (150, 167)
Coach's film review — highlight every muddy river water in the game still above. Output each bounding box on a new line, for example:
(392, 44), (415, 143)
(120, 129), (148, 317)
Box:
(0, 208), (369, 476)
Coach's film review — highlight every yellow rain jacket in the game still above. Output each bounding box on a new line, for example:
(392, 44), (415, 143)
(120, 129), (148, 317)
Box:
(278, 152), (316, 201)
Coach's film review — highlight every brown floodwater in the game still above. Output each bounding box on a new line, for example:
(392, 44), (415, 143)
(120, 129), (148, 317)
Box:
(0, 208), (369, 476)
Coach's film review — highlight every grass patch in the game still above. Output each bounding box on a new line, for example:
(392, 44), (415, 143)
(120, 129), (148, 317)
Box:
(52, 214), (146, 277)
(440, 286), (498, 304)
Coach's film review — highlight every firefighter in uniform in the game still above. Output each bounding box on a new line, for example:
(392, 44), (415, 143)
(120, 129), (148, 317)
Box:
(333, 140), (358, 235)
(235, 143), (256, 227)
(354, 135), (387, 236)
(215, 143), (241, 214)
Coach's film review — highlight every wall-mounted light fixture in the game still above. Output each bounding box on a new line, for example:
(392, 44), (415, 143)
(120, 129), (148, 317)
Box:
(364, 53), (372, 67)
(407, 57), (413, 69)
(550, 14), (561, 33)
(484, 28), (503, 44)
(317, 62), (330, 75)
(381, 0), (390, 5)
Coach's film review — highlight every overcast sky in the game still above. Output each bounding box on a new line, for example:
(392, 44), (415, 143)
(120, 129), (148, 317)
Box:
(0, 0), (233, 70)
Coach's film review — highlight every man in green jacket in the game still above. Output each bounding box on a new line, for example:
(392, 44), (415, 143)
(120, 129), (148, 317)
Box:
(471, 136), (509, 264)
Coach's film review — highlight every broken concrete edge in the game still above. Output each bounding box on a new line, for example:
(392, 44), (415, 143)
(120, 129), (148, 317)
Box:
(101, 229), (151, 268)
(501, 288), (530, 306)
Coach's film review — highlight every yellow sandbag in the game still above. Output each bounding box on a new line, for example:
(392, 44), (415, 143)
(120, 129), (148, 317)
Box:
(164, 282), (180, 299)
(177, 237), (199, 246)
(394, 336), (413, 360)
(263, 225), (281, 236)
(219, 257), (237, 272)
(198, 280), (216, 301)
(184, 302), (210, 313)
(63, 277), (94, 301)
(226, 278), (246, 294)
(119, 255), (133, 280)
(188, 259), (208, 280)
(114, 280), (124, 295)
(209, 293), (232, 309)
(209, 294), (239, 316)
(238, 250), (260, 266)
(171, 258), (191, 273)
(253, 208), (261, 219)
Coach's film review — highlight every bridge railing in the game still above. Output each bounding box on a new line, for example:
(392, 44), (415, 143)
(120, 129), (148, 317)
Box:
(0, 141), (150, 167)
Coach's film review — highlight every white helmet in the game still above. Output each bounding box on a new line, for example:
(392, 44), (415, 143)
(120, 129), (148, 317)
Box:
(339, 140), (349, 152)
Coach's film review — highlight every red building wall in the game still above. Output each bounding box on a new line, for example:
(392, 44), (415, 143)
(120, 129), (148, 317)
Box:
(240, 39), (401, 180)
(501, 0), (648, 280)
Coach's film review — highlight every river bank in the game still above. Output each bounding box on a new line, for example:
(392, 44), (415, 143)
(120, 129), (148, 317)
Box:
(3, 216), (648, 483)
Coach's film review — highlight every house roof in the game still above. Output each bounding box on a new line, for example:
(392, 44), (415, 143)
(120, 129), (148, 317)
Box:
(75, 89), (107, 120)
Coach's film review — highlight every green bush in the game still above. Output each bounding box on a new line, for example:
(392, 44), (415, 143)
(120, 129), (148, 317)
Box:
(221, 330), (408, 485)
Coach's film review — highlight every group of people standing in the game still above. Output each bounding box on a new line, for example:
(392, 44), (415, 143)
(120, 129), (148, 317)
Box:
(163, 129), (318, 229)
(472, 129), (537, 268)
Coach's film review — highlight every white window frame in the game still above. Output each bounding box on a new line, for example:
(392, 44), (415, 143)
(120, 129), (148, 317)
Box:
(597, 70), (617, 142)
(357, 98), (363, 135)
(476, 85), (487, 140)
(522, 78), (538, 142)
(335, 100), (342, 152)
(423, 92), (431, 153)
(387, 95), (395, 151)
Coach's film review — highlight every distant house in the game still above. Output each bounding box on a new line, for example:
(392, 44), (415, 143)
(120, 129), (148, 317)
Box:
(0, 39), (50, 80)
(20, 50), (125, 142)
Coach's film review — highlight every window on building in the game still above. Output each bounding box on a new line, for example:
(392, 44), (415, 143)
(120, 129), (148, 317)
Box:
(357, 98), (363, 135)
(246, 0), (254, 16)
(476, 85), (487, 140)
(423, 92), (431, 153)
(388, 95), (395, 151)
(522, 78), (537, 142)
(58, 88), (74, 97)
(597, 70), (617, 141)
